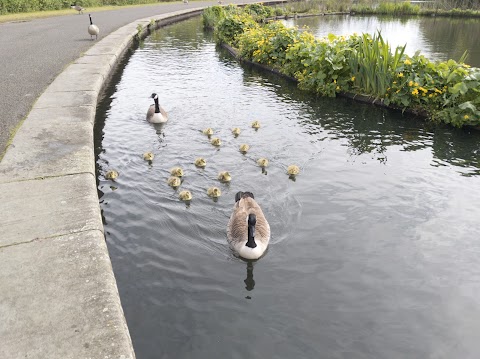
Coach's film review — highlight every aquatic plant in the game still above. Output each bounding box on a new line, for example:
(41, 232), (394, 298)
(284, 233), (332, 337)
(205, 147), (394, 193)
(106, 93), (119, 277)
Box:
(205, 4), (480, 128)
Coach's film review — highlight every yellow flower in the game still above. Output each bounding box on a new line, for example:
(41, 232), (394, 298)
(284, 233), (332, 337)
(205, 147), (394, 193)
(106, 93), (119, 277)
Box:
(414, 82), (419, 87)
(336, 86), (340, 90)
(393, 81), (397, 84)
(333, 79), (337, 83)
(351, 76), (355, 81)
(463, 64), (471, 68)
(464, 115), (470, 119)
(408, 81), (413, 87)
(428, 94), (433, 98)
(396, 90), (400, 93)
(412, 89), (419, 96)
(404, 59), (412, 65)
(398, 72), (404, 78)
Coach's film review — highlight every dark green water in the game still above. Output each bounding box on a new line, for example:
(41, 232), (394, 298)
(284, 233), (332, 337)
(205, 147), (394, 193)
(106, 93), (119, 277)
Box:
(95, 16), (480, 359)
(288, 14), (480, 66)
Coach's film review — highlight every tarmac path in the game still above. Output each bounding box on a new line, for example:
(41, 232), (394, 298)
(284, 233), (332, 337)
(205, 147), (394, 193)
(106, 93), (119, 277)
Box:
(0, 0), (266, 158)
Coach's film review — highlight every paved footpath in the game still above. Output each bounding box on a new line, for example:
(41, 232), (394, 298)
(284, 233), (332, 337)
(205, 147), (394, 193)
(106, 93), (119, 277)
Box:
(0, 2), (283, 358)
(0, 0), (263, 157)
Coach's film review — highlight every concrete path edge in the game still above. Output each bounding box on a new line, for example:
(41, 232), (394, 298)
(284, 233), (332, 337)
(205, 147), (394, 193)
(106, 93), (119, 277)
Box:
(0, 3), (283, 358)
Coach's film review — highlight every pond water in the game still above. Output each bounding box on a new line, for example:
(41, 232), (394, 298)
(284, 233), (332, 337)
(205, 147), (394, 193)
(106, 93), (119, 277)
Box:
(287, 14), (480, 67)
(95, 16), (480, 359)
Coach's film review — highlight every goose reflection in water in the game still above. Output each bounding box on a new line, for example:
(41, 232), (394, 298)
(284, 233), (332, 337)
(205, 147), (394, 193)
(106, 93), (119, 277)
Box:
(244, 261), (255, 298)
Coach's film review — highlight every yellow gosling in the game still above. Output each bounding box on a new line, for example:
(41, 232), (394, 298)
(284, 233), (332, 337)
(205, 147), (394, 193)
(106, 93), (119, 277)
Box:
(167, 176), (181, 188)
(232, 127), (241, 136)
(287, 165), (300, 176)
(257, 158), (269, 167)
(105, 170), (119, 180)
(179, 190), (192, 201)
(251, 120), (261, 129)
(203, 128), (214, 136)
(218, 171), (232, 182)
(143, 152), (154, 161)
(194, 157), (207, 168)
(170, 167), (184, 177)
(239, 144), (250, 153)
(210, 137), (222, 146)
(207, 187), (222, 198)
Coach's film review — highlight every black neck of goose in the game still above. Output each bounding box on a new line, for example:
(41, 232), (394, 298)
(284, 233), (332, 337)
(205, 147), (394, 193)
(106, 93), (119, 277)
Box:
(246, 214), (257, 249)
(154, 97), (160, 113)
(89, 15), (93, 25)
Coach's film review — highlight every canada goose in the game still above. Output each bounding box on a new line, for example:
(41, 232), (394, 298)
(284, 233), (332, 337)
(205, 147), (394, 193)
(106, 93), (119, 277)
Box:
(170, 167), (184, 177)
(183, 0), (189, 3)
(251, 120), (261, 129)
(143, 152), (154, 161)
(105, 170), (118, 180)
(167, 176), (181, 188)
(71, 4), (85, 14)
(287, 165), (300, 176)
(207, 187), (221, 198)
(179, 190), (192, 201)
(87, 14), (99, 40)
(227, 191), (271, 260)
(239, 144), (250, 153)
(147, 93), (168, 123)
(232, 127), (241, 136)
(257, 158), (269, 167)
(218, 171), (231, 182)
(210, 137), (221, 146)
(203, 128), (214, 136)
(194, 157), (207, 168)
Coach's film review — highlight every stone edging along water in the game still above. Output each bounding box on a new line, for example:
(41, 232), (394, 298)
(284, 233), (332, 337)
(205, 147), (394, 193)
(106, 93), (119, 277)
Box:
(0, 3), (287, 357)
(0, 7), (210, 359)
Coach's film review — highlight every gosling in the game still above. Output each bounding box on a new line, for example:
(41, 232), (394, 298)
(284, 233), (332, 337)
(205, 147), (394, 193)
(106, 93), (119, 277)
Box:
(210, 137), (222, 146)
(194, 158), (207, 168)
(257, 158), (269, 167)
(203, 128), (214, 136)
(105, 170), (118, 180)
(167, 176), (181, 188)
(179, 190), (192, 201)
(170, 167), (184, 177)
(251, 120), (261, 129)
(207, 187), (222, 198)
(143, 152), (154, 161)
(218, 171), (231, 182)
(232, 127), (241, 136)
(287, 165), (300, 176)
(239, 144), (250, 154)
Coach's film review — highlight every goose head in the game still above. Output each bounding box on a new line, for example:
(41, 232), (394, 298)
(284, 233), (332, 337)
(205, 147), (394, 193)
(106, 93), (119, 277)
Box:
(150, 93), (158, 100)
(246, 213), (257, 249)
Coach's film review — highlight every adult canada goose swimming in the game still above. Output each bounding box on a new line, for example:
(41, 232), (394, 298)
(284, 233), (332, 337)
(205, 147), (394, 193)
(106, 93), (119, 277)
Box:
(167, 176), (181, 188)
(203, 128), (214, 136)
(287, 165), (300, 176)
(71, 4), (85, 14)
(207, 187), (222, 198)
(87, 14), (99, 40)
(170, 167), (184, 177)
(143, 152), (154, 161)
(179, 190), (192, 201)
(227, 191), (271, 260)
(239, 144), (250, 153)
(257, 158), (269, 167)
(105, 170), (118, 180)
(218, 171), (231, 182)
(251, 120), (261, 129)
(210, 137), (221, 146)
(147, 93), (168, 123)
(194, 157), (207, 168)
